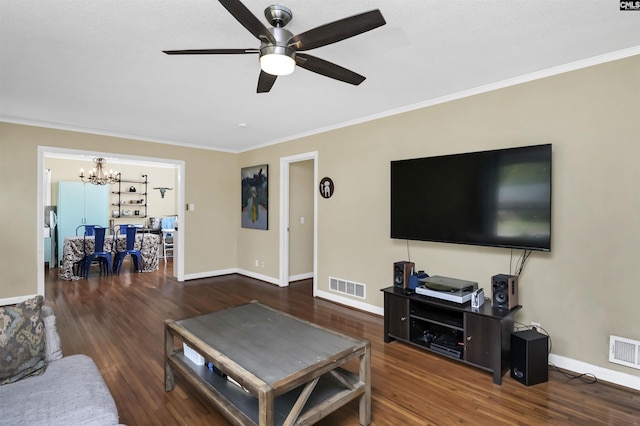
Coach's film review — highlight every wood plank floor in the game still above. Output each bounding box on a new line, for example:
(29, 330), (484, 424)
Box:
(44, 262), (640, 425)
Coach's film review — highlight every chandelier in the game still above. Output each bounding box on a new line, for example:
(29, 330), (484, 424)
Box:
(79, 157), (119, 185)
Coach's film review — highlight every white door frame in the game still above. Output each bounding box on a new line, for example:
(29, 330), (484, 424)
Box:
(279, 151), (318, 294)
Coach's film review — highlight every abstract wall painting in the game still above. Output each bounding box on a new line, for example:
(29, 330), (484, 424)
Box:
(241, 164), (268, 230)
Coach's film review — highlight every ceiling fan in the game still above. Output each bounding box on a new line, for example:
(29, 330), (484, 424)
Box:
(163, 0), (386, 93)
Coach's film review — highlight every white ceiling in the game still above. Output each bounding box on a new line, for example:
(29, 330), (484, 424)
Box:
(1, 1), (639, 153)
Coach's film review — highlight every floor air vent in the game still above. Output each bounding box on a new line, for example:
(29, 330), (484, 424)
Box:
(329, 277), (366, 299)
(609, 335), (640, 370)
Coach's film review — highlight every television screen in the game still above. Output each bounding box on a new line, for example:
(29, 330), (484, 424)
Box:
(390, 144), (552, 251)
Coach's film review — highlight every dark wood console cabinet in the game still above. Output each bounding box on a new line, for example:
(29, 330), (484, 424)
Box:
(382, 286), (520, 384)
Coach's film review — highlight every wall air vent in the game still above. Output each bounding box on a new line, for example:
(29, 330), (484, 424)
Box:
(609, 335), (640, 370)
(329, 277), (366, 299)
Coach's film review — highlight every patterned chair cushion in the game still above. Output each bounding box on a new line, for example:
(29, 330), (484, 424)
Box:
(0, 295), (47, 385)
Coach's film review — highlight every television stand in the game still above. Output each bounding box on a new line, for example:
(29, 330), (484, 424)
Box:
(381, 286), (520, 384)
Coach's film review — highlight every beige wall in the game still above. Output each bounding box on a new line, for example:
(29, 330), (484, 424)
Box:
(1, 54), (638, 378)
(236, 55), (640, 377)
(0, 125), (238, 297)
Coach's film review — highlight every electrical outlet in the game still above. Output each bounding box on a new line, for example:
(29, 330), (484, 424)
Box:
(260, 261), (265, 268)
(531, 321), (541, 331)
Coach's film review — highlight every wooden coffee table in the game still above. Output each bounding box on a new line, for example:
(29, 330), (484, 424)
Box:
(164, 302), (371, 426)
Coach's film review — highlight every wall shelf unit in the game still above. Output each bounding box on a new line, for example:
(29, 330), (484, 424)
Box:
(111, 174), (148, 220)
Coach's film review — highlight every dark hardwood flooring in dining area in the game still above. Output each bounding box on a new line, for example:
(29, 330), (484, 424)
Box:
(44, 262), (640, 425)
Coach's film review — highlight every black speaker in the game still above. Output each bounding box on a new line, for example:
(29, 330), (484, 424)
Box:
(511, 329), (548, 386)
(393, 261), (414, 289)
(491, 274), (518, 309)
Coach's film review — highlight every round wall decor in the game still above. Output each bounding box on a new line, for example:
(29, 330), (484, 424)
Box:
(319, 177), (334, 199)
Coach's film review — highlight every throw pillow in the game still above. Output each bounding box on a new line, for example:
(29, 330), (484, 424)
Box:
(0, 295), (47, 385)
(42, 305), (63, 362)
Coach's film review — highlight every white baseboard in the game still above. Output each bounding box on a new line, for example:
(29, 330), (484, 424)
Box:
(549, 353), (640, 391)
(237, 269), (281, 286)
(182, 268), (240, 281)
(289, 272), (313, 282)
(183, 268), (280, 286)
(314, 289), (384, 316)
(183, 269), (316, 287)
(183, 270), (314, 285)
(0, 294), (40, 306)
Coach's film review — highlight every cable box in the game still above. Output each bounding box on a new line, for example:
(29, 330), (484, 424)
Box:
(430, 335), (463, 359)
(430, 342), (463, 359)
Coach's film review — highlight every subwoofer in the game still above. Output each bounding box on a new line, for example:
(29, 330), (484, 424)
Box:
(511, 329), (549, 386)
(491, 274), (518, 309)
(393, 261), (414, 289)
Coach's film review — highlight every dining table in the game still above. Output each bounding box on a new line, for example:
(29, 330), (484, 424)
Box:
(59, 233), (160, 280)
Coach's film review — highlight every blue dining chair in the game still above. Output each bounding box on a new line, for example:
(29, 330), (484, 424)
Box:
(113, 225), (142, 274)
(73, 224), (99, 276)
(75, 224), (97, 236)
(118, 224), (134, 234)
(81, 226), (114, 278)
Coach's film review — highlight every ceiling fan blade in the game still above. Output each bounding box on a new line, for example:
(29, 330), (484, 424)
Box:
(257, 71), (277, 93)
(163, 49), (259, 55)
(218, 0), (276, 44)
(296, 54), (365, 85)
(289, 9), (385, 51)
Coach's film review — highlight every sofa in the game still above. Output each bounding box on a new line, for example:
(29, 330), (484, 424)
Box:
(0, 296), (121, 425)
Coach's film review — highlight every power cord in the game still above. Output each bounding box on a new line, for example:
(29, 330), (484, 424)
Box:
(549, 363), (598, 384)
(514, 250), (531, 277)
(510, 250), (514, 275)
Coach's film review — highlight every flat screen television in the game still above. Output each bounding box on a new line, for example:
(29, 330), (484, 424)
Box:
(390, 144), (552, 251)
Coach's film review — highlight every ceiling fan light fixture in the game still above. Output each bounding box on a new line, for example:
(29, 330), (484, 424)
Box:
(259, 44), (295, 76)
(260, 53), (295, 75)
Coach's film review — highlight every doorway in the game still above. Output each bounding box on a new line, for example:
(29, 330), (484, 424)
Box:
(279, 152), (318, 294)
(37, 146), (185, 295)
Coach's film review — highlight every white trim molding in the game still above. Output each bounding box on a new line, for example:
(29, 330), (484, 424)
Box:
(315, 289), (384, 317)
(289, 272), (313, 282)
(0, 294), (41, 307)
(183, 269), (280, 287)
(549, 353), (640, 392)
